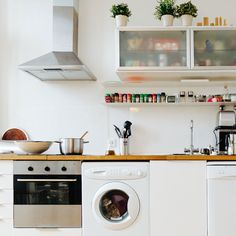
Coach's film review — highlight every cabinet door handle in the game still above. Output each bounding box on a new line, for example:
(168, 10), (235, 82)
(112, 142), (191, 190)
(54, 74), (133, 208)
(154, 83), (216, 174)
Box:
(17, 178), (77, 182)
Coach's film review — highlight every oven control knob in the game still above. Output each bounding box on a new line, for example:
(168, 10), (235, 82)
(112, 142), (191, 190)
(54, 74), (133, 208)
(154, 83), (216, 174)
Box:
(61, 166), (67, 172)
(28, 166), (34, 172)
(45, 166), (50, 172)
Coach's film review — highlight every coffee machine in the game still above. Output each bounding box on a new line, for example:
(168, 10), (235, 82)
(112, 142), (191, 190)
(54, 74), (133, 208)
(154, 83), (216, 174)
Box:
(215, 106), (236, 154)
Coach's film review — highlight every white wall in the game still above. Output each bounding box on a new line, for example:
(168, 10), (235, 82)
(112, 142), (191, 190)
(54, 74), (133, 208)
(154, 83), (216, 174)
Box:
(0, 0), (236, 155)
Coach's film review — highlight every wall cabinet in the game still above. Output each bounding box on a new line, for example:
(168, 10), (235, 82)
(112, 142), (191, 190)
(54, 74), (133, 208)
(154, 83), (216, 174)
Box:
(116, 26), (236, 82)
(150, 161), (207, 236)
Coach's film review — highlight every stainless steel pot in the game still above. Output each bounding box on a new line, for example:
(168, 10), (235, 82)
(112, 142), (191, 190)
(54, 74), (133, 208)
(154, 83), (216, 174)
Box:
(59, 138), (89, 155)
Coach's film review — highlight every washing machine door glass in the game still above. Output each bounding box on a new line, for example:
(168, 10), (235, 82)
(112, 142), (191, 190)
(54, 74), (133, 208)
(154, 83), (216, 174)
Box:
(100, 189), (129, 222)
(93, 182), (140, 230)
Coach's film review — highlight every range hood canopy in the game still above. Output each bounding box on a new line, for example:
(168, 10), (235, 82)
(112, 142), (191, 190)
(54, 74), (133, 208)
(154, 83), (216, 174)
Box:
(19, 0), (96, 81)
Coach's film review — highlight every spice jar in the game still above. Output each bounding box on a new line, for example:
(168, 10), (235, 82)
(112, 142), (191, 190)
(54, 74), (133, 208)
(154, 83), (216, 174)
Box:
(114, 93), (119, 103)
(140, 94), (144, 103)
(132, 94), (136, 103)
(157, 94), (161, 103)
(135, 94), (140, 103)
(122, 94), (127, 103)
(119, 93), (123, 103)
(152, 94), (157, 103)
(105, 94), (111, 103)
(187, 91), (194, 103)
(179, 91), (186, 103)
(148, 94), (153, 103)
(160, 92), (166, 103)
(127, 94), (132, 103)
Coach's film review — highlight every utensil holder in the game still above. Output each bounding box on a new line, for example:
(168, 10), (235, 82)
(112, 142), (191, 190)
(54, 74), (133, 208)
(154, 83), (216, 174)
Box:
(119, 138), (129, 155)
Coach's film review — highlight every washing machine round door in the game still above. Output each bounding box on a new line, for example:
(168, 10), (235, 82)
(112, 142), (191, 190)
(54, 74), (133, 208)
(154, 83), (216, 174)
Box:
(92, 182), (140, 230)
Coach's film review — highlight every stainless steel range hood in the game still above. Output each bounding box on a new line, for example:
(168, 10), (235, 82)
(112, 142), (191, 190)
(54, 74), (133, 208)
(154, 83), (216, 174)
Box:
(19, 0), (96, 81)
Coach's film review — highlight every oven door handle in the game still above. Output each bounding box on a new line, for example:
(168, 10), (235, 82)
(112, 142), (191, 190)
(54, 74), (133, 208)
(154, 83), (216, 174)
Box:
(16, 178), (77, 182)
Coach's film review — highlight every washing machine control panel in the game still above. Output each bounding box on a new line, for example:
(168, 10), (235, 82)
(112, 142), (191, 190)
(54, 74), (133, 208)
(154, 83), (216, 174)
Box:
(84, 166), (147, 180)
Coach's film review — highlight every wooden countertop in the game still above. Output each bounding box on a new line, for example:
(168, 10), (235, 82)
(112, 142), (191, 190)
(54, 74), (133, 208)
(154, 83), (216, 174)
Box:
(0, 154), (236, 160)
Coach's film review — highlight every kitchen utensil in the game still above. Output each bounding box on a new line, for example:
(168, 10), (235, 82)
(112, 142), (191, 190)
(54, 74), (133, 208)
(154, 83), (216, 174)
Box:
(119, 138), (129, 155)
(124, 121), (132, 129)
(80, 131), (88, 139)
(113, 125), (122, 138)
(59, 138), (89, 155)
(15, 141), (52, 154)
(123, 121), (132, 138)
(2, 128), (28, 140)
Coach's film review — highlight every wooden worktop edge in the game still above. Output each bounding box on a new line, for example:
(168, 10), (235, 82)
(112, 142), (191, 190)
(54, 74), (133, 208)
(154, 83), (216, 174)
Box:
(0, 154), (236, 160)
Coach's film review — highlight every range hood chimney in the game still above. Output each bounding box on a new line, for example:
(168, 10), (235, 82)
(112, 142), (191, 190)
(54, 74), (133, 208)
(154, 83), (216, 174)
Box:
(19, 0), (96, 81)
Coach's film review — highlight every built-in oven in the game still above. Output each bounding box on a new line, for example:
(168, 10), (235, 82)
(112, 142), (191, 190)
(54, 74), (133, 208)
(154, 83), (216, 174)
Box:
(13, 161), (81, 228)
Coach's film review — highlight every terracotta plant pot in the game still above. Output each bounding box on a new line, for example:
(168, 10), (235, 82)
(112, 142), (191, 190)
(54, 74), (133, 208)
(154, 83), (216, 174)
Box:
(115, 15), (128, 27)
(161, 15), (174, 26)
(181, 15), (193, 26)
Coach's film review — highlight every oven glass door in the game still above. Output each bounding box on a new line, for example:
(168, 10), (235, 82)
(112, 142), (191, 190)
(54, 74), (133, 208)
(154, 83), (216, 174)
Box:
(14, 175), (81, 205)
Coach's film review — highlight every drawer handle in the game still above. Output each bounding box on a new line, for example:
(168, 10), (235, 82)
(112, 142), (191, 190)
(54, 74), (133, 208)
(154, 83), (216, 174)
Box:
(17, 178), (77, 182)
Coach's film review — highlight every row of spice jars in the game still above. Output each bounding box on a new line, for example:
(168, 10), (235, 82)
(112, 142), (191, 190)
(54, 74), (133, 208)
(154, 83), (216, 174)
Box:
(105, 93), (167, 103)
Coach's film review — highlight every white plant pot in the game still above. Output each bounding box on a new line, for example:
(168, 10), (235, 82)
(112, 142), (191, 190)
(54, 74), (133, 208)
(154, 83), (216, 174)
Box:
(115, 15), (128, 27)
(181, 15), (193, 26)
(161, 15), (174, 26)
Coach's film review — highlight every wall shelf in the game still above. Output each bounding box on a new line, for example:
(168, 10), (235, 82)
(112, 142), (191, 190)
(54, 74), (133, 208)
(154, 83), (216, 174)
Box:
(104, 102), (236, 107)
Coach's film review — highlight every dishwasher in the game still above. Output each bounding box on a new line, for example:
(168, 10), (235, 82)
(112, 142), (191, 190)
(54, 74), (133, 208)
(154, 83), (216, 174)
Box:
(207, 161), (236, 236)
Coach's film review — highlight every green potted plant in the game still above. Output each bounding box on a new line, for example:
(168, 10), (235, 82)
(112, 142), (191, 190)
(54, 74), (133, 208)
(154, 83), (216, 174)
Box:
(176, 1), (198, 26)
(110, 3), (132, 27)
(154, 0), (177, 26)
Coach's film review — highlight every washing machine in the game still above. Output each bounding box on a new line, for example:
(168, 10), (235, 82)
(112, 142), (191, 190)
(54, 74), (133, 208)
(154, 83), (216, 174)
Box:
(82, 162), (149, 236)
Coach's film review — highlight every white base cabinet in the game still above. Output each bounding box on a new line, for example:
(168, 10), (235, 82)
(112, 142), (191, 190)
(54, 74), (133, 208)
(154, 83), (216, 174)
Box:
(150, 161), (207, 236)
(0, 161), (82, 236)
(0, 161), (13, 236)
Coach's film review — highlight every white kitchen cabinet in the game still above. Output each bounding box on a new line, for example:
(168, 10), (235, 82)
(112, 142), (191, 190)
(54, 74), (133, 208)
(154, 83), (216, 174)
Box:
(116, 26), (236, 83)
(150, 161), (207, 236)
(191, 27), (236, 69)
(0, 161), (13, 236)
(118, 27), (189, 69)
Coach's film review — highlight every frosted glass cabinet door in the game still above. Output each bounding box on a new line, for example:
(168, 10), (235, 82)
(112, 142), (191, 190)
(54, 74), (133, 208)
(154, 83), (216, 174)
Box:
(192, 28), (236, 69)
(119, 29), (189, 69)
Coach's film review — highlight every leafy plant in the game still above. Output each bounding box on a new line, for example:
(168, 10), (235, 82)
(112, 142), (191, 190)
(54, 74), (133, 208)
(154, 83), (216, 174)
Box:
(176, 1), (198, 17)
(110, 3), (132, 18)
(154, 0), (177, 20)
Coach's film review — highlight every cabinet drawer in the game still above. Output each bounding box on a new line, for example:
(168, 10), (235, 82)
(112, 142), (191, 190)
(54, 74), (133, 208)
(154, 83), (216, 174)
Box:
(13, 228), (82, 236)
(0, 161), (13, 174)
(0, 175), (13, 189)
(0, 190), (13, 204)
(0, 204), (13, 219)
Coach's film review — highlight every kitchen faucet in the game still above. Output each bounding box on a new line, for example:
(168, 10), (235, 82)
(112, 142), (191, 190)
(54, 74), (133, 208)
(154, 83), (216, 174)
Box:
(184, 120), (199, 155)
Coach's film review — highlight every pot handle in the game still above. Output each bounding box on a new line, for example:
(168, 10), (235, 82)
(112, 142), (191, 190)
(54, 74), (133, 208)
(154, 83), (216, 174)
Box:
(56, 141), (64, 155)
